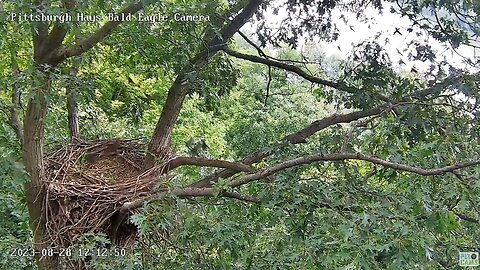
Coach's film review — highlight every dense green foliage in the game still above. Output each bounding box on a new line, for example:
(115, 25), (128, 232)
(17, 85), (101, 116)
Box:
(1, 0), (479, 269)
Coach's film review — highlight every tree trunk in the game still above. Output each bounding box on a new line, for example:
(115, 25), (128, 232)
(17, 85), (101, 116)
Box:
(23, 77), (59, 269)
(143, 0), (263, 170)
(143, 76), (187, 169)
(67, 63), (80, 140)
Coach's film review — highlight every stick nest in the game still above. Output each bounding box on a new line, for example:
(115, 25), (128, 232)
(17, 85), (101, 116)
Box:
(44, 138), (166, 253)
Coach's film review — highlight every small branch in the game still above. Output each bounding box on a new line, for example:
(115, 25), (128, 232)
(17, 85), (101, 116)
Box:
(238, 31), (268, 58)
(222, 191), (261, 203)
(264, 65), (272, 106)
(229, 152), (480, 187)
(236, 32), (273, 106)
(453, 211), (479, 224)
(238, 31), (322, 65)
(121, 187), (259, 211)
(222, 46), (344, 90)
(173, 187), (260, 203)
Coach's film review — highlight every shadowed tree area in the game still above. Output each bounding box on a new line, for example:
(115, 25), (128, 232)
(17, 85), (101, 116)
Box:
(0, 0), (479, 269)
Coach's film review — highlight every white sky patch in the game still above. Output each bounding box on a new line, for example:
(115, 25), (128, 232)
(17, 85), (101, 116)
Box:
(242, 2), (479, 73)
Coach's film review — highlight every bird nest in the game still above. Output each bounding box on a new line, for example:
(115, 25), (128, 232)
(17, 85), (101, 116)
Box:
(43, 138), (167, 258)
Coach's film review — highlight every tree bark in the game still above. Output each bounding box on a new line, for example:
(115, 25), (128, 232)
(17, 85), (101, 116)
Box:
(67, 62), (80, 140)
(143, 0), (263, 169)
(143, 76), (188, 169)
(9, 52), (24, 145)
(22, 1), (147, 268)
(22, 77), (59, 269)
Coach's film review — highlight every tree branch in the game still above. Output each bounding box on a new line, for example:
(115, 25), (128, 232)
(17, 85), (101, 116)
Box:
(32, 0), (49, 63)
(264, 65), (272, 106)
(143, 0), (263, 169)
(9, 53), (24, 145)
(121, 187), (259, 211)
(189, 106), (388, 188)
(48, 1), (144, 65)
(122, 149), (480, 211)
(221, 46), (397, 103)
(190, 71), (476, 189)
(229, 152), (480, 187)
(222, 46), (345, 90)
(66, 60), (80, 140)
(38, 0), (76, 61)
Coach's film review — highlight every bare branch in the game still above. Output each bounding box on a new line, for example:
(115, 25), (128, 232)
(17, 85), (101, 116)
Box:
(238, 31), (323, 65)
(238, 31), (268, 58)
(121, 187), (259, 211)
(264, 65), (272, 106)
(229, 152), (480, 187)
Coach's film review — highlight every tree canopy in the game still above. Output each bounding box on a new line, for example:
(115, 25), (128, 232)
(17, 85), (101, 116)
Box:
(0, 0), (479, 269)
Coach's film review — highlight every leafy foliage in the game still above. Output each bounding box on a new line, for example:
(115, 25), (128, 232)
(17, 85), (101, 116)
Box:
(0, 0), (479, 269)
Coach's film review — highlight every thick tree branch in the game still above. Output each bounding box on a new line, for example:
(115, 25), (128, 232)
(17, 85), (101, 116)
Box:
(189, 106), (389, 188)
(37, 0), (76, 61)
(47, 1), (144, 65)
(32, 0), (49, 63)
(285, 108), (385, 144)
(143, 0), (263, 169)
(229, 152), (480, 187)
